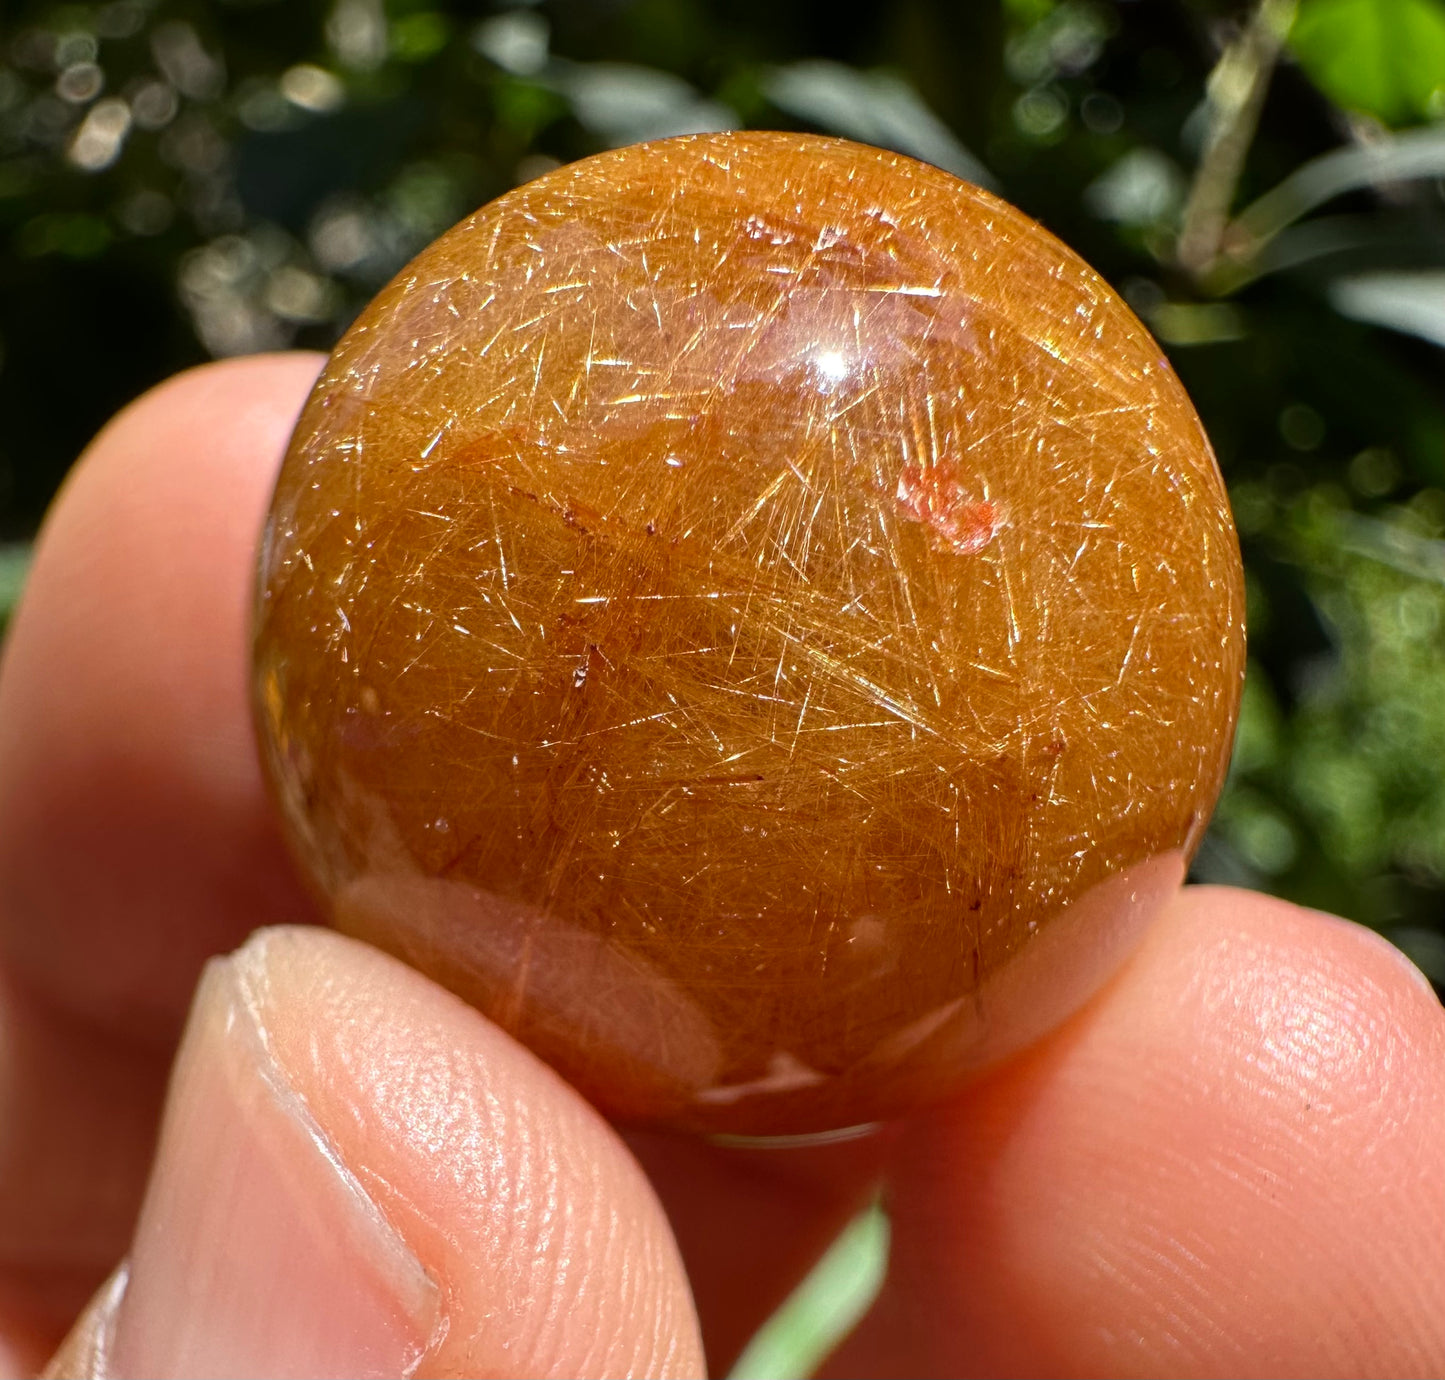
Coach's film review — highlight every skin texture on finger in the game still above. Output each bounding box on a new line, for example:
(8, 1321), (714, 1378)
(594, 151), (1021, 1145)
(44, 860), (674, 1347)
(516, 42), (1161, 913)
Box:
(0, 971), (164, 1374)
(626, 1128), (890, 1376)
(0, 354), (325, 1044)
(825, 885), (1445, 1379)
(245, 927), (703, 1378)
(0, 968), (163, 1303)
(56, 926), (703, 1379)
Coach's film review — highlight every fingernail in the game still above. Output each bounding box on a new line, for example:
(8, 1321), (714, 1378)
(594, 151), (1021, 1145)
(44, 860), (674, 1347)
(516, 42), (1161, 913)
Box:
(106, 944), (440, 1379)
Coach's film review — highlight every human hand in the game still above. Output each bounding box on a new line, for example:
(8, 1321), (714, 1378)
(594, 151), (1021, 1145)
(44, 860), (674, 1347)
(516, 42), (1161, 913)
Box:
(1, 355), (1442, 1378)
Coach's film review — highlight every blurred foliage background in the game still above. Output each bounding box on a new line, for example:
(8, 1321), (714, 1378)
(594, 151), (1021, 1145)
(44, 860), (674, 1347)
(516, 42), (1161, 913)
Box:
(3, 1), (1445, 971)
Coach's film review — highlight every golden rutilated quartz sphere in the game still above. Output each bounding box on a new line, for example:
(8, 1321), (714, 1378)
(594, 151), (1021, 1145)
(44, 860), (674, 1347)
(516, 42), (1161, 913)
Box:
(254, 132), (1245, 1136)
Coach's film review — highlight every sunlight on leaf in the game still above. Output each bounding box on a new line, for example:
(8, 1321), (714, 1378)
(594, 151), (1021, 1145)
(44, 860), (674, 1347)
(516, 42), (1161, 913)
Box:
(552, 62), (736, 146)
(764, 60), (994, 187)
(1291, 0), (1445, 125)
(1084, 147), (1185, 225)
(472, 12), (550, 78)
(1331, 270), (1445, 348)
(1227, 123), (1445, 260)
(1145, 301), (1248, 345)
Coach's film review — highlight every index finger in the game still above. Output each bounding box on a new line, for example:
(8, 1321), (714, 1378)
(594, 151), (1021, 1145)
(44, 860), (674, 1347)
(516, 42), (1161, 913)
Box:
(0, 354), (325, 1045)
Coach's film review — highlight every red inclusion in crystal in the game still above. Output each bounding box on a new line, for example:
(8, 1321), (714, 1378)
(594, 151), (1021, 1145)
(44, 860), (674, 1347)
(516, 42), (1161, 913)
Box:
(895, 462), (998, 555)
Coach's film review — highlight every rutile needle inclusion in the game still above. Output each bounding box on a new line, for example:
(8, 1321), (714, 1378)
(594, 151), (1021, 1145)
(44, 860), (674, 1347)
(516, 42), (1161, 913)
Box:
(254, 132), (1245, 1136)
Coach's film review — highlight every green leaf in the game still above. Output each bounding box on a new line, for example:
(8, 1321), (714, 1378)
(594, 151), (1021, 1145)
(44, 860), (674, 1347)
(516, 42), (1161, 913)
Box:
(389, 12), (449, 64)
(550, 62), (736, 147)
(728, 1200), (889, 1380)
(0, 544), (30, 634)
(1330, 270), (1445, 348)
(1291, 0), (1445, 126)
(763, 60), (994, 187)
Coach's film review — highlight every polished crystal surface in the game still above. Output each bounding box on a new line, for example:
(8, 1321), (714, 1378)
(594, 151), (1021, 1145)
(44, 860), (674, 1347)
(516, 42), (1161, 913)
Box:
(254, 132), (1245, 1135)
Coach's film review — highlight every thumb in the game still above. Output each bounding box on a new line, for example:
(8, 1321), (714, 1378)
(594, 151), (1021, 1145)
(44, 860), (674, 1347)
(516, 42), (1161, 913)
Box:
(45, 927), (704, 1379)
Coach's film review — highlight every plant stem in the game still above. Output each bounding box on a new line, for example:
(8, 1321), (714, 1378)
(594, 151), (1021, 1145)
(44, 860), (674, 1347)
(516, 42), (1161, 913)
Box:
(1177, 0), (1297, 280)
